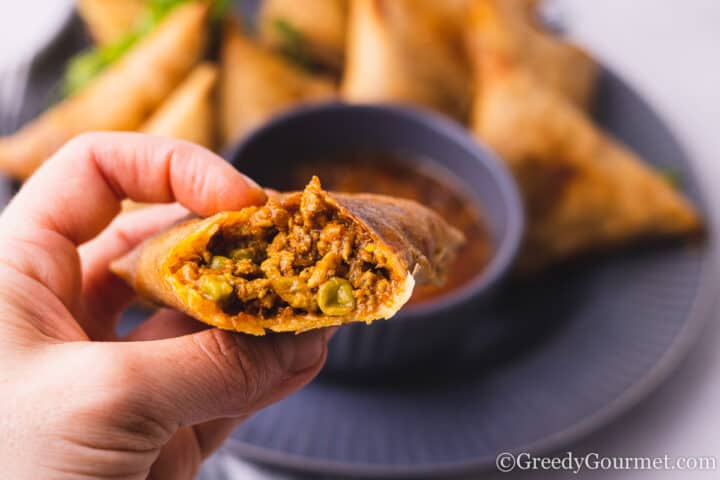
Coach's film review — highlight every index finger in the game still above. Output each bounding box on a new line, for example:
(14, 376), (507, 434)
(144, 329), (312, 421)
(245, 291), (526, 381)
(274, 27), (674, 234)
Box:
(0, 132), (265, 315)
(2, 132), (266, 246)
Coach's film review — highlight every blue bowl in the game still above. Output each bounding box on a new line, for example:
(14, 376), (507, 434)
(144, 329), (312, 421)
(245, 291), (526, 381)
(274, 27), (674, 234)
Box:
(227, 103), (524, 373)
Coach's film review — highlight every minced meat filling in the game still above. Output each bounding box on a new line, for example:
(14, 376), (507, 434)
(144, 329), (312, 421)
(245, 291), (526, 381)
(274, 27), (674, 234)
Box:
(174, 192), (395, 319)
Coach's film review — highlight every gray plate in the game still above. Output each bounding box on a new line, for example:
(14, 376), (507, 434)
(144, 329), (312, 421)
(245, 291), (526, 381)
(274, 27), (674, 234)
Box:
(0, 7), (715, 479)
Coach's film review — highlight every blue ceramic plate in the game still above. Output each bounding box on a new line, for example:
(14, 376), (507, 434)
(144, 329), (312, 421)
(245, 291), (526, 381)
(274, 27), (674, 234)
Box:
(221, 69), (716, 477)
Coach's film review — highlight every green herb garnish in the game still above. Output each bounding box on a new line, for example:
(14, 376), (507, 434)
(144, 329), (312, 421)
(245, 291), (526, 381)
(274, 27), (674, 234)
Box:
(62, 0), (231, 97)
(62, 30), (144, 97)
(658, 166), (683, 188)
(211, 0), (232, 20)
(272, 18), (312, 70)
(147, 0), (191, 22)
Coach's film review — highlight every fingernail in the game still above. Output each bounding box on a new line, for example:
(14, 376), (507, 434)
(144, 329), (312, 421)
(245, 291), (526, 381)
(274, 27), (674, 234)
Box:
(277, 331), (325, 373)
(239, 174), (267, 202)
(241, 174), (264, 193)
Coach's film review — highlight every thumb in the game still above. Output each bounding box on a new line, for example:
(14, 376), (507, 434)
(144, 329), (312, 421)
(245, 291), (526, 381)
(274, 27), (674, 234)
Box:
(112, 328), (332, 427)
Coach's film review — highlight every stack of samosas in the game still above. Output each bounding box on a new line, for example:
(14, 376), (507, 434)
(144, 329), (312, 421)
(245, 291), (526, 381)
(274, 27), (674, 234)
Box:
(0, 0), (702, 272)
(0, 0), (339, 180)
(467, 0), (699, 270)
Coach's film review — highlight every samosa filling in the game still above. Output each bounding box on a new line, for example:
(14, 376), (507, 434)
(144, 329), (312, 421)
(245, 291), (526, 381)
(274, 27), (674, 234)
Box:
(174, 194), (396, 319)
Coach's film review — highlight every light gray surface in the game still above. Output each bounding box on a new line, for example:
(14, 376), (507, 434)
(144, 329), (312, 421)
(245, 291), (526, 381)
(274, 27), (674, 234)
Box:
(0, 0), (73, 67)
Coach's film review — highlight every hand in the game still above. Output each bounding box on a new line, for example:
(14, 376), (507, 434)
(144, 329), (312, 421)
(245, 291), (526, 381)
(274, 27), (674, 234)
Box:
(0, 133), (334, 479)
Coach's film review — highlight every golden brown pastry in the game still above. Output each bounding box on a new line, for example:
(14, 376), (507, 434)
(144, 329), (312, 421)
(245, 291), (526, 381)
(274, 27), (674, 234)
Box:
(467, 0), (597, 110)
(121, 62), (217, 214)
(342, 0), (472, 122)
(259, 0), (348, 70)
(142, 62), (218, 149)
(77, 0), (146, 44)
(112, 177), (465, 335)
(219, 20), (337, 147)
(472, 58), (701, 271)
(0, 3), (208, 180)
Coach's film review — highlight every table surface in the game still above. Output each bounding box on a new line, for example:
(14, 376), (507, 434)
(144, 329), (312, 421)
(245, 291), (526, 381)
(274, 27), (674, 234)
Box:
(1, 1), (718, 479)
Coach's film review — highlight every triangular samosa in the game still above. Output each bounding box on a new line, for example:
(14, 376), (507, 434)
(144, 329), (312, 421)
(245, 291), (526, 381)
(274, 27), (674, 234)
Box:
(219, 20), (336, 148)
(259, 0), (348, 71)
(472, 59), (701, 270)
(0, 3), (208, 180)
(77, 0), (146, 44)
(121, 62), (218, 213)
(467, 0), (597, 110)
(142, 62), (218, 149)
(341, 0), (472, 122)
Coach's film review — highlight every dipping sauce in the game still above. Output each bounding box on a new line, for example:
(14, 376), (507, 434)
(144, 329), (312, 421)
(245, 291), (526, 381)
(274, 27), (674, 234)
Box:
(292, 154), (491, 304)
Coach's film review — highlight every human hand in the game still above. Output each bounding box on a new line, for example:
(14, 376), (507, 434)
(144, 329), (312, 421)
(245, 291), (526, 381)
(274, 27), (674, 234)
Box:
(0, 133), (334, 479)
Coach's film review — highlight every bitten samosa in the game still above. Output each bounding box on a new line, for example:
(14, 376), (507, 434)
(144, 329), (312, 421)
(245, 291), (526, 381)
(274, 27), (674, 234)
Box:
(467, 0), (597, 110)
(472, 58), (701, 270)
(259, 0), (348, 71)
(112, 177), (464, 335)
(0, 3), (208, 180)
(219, 20), (336, 147)
(342, 0), (472, 122)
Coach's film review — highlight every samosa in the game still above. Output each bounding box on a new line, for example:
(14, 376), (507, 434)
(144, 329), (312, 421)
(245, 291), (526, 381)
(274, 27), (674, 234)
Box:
(77, 0), (146, 44)
(121, 62), (218, 214)
(342, 0), (472, 122)
(472, 58), (701, 270)
(0, 3), (208, 180)
(259, 0), (348, 71)
(142, 62), (218, 149)
(467, 0), (597, 110)
(112, 177), (464, 335)
(219, 20), (336, 148)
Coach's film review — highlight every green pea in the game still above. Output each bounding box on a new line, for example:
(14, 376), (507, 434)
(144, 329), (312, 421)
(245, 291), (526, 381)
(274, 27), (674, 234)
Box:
(209, 255), (231, 269)
(228, 247), (255, 261)
(199, 274), (234, 302)
(317, 277), (355, 316)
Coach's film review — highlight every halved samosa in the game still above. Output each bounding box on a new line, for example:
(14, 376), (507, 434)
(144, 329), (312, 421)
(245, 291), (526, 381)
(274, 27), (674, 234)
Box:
(142, 62), (218, 148)
(342, 0), (472, 122)
(111, 177), (464, 335)
(472, 59), (700, 270)
(259, 0), (348, 70)
(0, 3), (208, 180)
(219, 20), (336, 147)
(467, 0), (597, 110)
(77, 0), (146, 44)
